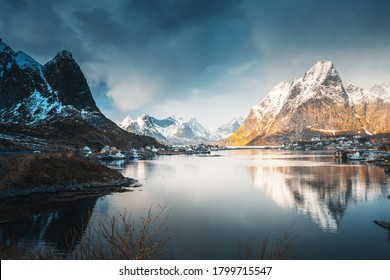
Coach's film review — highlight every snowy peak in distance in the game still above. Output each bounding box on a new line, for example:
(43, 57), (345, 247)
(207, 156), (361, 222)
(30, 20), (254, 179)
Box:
(215, 116), (244, 139)
(120, 114), (212, 144)
(120, 114), (244, 144)
(370, 83), (390, 101)
(120, 114), (183, 144)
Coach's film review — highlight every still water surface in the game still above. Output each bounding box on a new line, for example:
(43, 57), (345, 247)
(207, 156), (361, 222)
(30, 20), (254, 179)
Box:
(1, 150), (390, 259)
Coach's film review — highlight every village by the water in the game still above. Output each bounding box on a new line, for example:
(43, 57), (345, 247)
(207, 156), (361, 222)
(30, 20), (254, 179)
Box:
(73, 135), (390, 173)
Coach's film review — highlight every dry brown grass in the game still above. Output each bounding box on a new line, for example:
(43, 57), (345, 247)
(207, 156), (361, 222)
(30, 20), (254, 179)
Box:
(0, 153), (125, 192)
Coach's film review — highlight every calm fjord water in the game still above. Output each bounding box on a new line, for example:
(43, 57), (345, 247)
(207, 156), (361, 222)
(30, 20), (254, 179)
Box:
(96, 149), (390, 259)
(1, 150), (390, 259)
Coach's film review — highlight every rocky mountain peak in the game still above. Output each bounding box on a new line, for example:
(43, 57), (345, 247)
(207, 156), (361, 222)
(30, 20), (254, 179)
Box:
(286, 60), (347, 105)
(43, 50), (98, 111)
(57, 50), (73, 59)
(140, 113), (151, 119)
(302, 60), (339, 85)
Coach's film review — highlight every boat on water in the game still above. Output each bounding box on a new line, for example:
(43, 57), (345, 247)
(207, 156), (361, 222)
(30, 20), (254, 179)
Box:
(129, 149), (140, 159)
(348, 151), (365, 161)
(109, 152), (127, 160)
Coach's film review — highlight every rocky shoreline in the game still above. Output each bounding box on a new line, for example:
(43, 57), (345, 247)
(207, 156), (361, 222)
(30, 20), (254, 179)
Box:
(0, 153), (139, 200)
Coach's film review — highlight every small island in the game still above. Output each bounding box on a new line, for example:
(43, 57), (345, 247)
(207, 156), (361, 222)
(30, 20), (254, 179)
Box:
(0, 153), (137, 202)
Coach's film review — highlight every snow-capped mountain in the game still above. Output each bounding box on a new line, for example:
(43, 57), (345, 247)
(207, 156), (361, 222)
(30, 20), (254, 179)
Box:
(225, 60), (390, 145)
(120, 114), (219, 144)
(120, 114), (182, 144)
(214, 116), (244, 139)
(0, 40), (99, 125)
(0, 39), (160, 150)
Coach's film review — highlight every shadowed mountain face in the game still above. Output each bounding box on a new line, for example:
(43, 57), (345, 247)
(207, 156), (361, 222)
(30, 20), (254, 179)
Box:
(43, 50), (99, 111)
(225, 61), (390, 145)
(0, 39), (161, 151)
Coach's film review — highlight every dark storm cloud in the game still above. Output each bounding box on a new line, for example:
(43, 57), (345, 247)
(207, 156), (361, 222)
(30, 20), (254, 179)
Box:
(244, 0), (390, 51)
(73, 8), (130, 47)
(1, 0), (390, 126)
(71, 0), (252, 91)
(0, 0), (91, 62)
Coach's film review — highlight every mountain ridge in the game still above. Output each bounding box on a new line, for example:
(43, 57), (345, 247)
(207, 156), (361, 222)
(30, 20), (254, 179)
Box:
(224, 60), (390, 145)
(0, 40), (161, 151)
(120, 114), (243, 145)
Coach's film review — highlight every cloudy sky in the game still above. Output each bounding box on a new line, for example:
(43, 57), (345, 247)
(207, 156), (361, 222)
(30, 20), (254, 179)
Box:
(1, 0), (390, 129)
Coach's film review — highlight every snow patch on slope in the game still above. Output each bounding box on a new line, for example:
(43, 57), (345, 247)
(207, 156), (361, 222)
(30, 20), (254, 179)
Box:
(14, 51), (41, 70)
(25, 90), (62, 125)
(251, 81), (291, 119)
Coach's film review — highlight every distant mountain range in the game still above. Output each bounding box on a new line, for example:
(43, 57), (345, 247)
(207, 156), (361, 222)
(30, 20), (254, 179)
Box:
(0, 39), (160, 151)
(224, 60), (390, 145)
(120, 114), (243, 145)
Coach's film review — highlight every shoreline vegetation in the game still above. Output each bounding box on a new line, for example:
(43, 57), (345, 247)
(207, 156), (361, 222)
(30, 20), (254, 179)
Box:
(0, 204), (172, 260)
(0, 153), (138, 200)
(0, 203), (296, 260)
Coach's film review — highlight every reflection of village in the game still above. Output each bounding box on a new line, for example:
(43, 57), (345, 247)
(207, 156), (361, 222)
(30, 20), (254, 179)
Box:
(247, 163), (390, 232)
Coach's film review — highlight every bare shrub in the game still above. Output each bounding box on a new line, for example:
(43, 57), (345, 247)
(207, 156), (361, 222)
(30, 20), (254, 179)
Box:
(236, 226), (297, 260)
(65, 203), (172, 260)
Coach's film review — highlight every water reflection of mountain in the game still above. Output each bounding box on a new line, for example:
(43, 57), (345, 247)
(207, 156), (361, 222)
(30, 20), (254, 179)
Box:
(248, 164), (390, 231)
(0, 197), (97, 251)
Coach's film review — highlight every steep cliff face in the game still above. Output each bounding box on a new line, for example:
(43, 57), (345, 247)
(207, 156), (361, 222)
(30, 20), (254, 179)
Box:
(345, 83), (390, 135)
(43, 50), (99, 111)
(225, 60), (390, 145)
(0, 40), (161, 150)
(225, 81), (290, 145)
